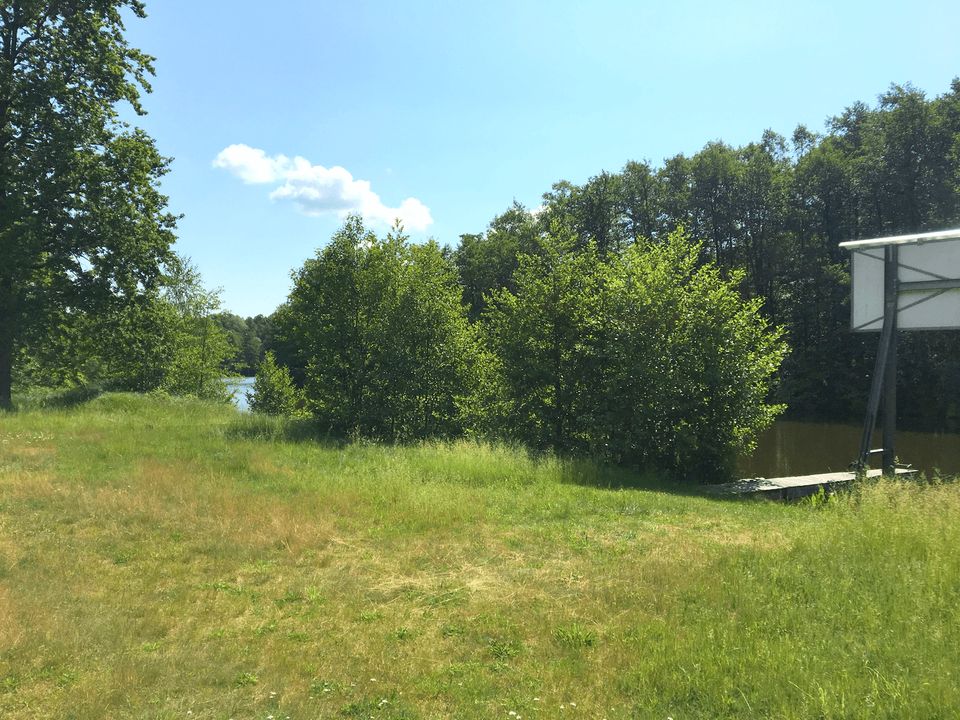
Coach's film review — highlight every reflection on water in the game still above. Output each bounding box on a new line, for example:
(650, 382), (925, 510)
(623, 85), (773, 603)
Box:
(223, 377), (255, 412)
(739, 420), (960, 478)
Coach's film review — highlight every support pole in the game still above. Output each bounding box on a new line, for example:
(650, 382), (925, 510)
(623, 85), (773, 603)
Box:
(882, 246), (899, 475)
(855, 245), (898, 471)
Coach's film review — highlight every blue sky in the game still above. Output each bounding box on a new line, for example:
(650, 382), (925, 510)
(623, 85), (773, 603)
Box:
(124, 0), (960, 318)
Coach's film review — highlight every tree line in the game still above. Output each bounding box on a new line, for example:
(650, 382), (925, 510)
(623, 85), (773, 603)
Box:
(451, 81), (960, 431)
(257, 217), (785, 482)
(247, 80), (960, 481)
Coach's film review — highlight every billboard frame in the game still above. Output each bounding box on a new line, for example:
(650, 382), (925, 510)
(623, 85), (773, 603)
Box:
(840, 228), (960, 474)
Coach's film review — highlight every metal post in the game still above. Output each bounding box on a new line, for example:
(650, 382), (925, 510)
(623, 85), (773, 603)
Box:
(855, 245), (898, 471)
(882, 246), (898, 475)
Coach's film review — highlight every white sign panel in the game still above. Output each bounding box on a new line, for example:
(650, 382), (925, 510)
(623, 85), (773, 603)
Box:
(846, 232), (960, 332)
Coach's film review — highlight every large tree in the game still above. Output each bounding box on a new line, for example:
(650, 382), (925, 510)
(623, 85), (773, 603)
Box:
(0, 1), (177, 407)
(279, 217), (482, 440)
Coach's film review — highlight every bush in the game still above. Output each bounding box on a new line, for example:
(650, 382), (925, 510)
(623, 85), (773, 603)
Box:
(484, 227), (787, 482)
(248, 352), (306, 417)
(277, 216), (481, 439)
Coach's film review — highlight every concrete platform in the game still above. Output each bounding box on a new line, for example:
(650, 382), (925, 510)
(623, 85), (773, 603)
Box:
(707, 468), (918, 500)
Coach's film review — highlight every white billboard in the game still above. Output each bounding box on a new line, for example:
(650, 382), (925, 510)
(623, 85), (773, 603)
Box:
(842, 229), (960, 332)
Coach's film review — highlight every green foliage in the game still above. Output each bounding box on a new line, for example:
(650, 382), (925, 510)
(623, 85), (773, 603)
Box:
(483, 225), (606, 453)
(485, 227), (787, 482)
(457, 80), (960, 430)
(9, 257), (231, 403)
(248, 352), (305, 417)
(155, 261), (232, 400)
(602, 233), (787, 480)
(279, 216), (481, 440)
(453, 202), (540, 319)
(0, 2), (178, 407)
(85, 258), (231, 400)
(212, 312), (274, 375)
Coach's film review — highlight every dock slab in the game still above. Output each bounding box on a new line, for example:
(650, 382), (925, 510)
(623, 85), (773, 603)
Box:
(708, 468), (917, 500)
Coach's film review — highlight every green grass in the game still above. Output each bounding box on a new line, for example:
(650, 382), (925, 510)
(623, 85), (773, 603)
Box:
(1, 393), (958, 719)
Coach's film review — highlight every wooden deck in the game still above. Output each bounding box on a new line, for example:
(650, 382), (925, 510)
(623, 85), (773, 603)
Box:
(707, 468), (917, 500)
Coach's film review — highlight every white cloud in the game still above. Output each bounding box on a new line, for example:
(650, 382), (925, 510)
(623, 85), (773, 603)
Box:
(213, 144), (433, 231)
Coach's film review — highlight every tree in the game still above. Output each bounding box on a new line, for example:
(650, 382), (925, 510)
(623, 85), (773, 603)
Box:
(484, 227), (787, 482)
(279, 217), (481, 440)
(79, 256), (230, 398)
(618, 160), (661, 243)
(453, 202), (540, 320)
(248, 351), (305, 417)
(601, 232), (786, 481)
(483, 223), (606, 453)
(0, 2), (177, 407)
(154, 258), (231, 399)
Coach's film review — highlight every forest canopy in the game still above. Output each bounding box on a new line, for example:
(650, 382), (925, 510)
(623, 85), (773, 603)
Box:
(451, 81), (960, 431)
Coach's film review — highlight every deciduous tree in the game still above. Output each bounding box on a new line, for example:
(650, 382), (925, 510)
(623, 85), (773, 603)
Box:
(0, 1), (177, 407)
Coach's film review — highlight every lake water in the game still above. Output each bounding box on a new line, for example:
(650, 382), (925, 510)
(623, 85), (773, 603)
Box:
(738, 419), (960, 478)
(223, 376), (255, 412)
(221, 380), (960, 477)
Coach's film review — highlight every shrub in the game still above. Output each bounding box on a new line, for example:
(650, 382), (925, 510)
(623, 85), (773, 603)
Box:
(484, 227), (787, 482)
(277, 216), (481, 439)
(248, 352), (306, 417)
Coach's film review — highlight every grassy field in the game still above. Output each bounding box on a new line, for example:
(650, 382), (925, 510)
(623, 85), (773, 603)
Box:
(1, 394), (958, 719)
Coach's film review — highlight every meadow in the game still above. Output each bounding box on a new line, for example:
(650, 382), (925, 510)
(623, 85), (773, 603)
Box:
(1, 394), (958, 719)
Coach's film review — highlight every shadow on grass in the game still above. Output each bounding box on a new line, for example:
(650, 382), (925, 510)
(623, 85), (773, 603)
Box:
(225, 412), (725, 499)
(10, 385), (104, 412)
(224, 413), (347, 447)
(554, 455), (723, 499)
(232, 417), (727, 498)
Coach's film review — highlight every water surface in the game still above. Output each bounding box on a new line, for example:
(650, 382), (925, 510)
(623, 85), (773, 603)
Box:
(223, 376), (255, 412)
(739, 420), (960, 478)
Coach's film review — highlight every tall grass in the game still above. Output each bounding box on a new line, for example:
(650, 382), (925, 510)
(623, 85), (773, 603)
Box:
(0, 394), (957, 718)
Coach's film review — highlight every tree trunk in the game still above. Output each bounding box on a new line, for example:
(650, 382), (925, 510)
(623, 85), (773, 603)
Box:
(0, 310), (13, 409)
